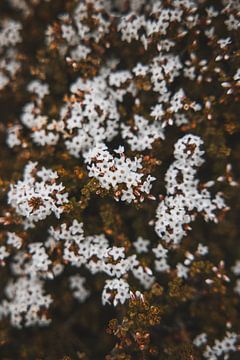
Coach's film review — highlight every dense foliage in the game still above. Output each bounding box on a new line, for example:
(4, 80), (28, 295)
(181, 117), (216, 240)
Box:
(0, 0), (240, 359)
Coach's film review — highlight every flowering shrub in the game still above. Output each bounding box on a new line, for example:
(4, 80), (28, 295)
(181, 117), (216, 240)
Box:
(0, 0), (240, 359)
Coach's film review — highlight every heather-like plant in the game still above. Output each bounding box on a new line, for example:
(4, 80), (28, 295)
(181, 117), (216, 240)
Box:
(0, 0), (240, 359)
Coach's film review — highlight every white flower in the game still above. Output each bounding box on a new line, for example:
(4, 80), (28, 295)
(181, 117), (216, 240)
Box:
(0, 246), (9, 261)
(61, 24), (78, 45)
(232, 260), (240, 276)
(21, 102), (47, 130)
(150, 104), (164, 120)
(109, 70), (133, 87)
(133, 237), (150, 253)
(28, 242), (51, 275)
(169, 89), (185, 113)
(0, 20), (22, 47)
(131, 265), (155, 289)
(194, 333), (208, 347)
(69, 219), (84, 235)
(152, 243), (168, 258)
(155, 258), (170, 272)
(69, 275), (90, 303)
(108, 247), (125, 261)
(102, 278), (130, 306)
(6, 125), (22, 148)
(7, 232), (22, 249)
(70, 44), (91, 61)
(225, 14), (239, 31)
(217, 37), (232, 49)
(0, 72), (9, 90)
(176, 263), (189, 279)
(27, 80), (49, 99)
(118, 14), (145, 43)
(133, 63), (149, 77)
(197, 243), (208, 256)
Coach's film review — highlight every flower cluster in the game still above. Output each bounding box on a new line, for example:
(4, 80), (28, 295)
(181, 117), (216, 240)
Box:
(8, 162), (69, 228)
(121, 115), (164, 151)
(0, 19), (22, 91)
(152, 243), (169, 273)
(48, 220), (154, 306)
(203, 331), (238, 360)
(0, 276), (52, 328)
(84, 144), (155, 203)
(64, 74), (120, 157)
(155, 134), (227, 244)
